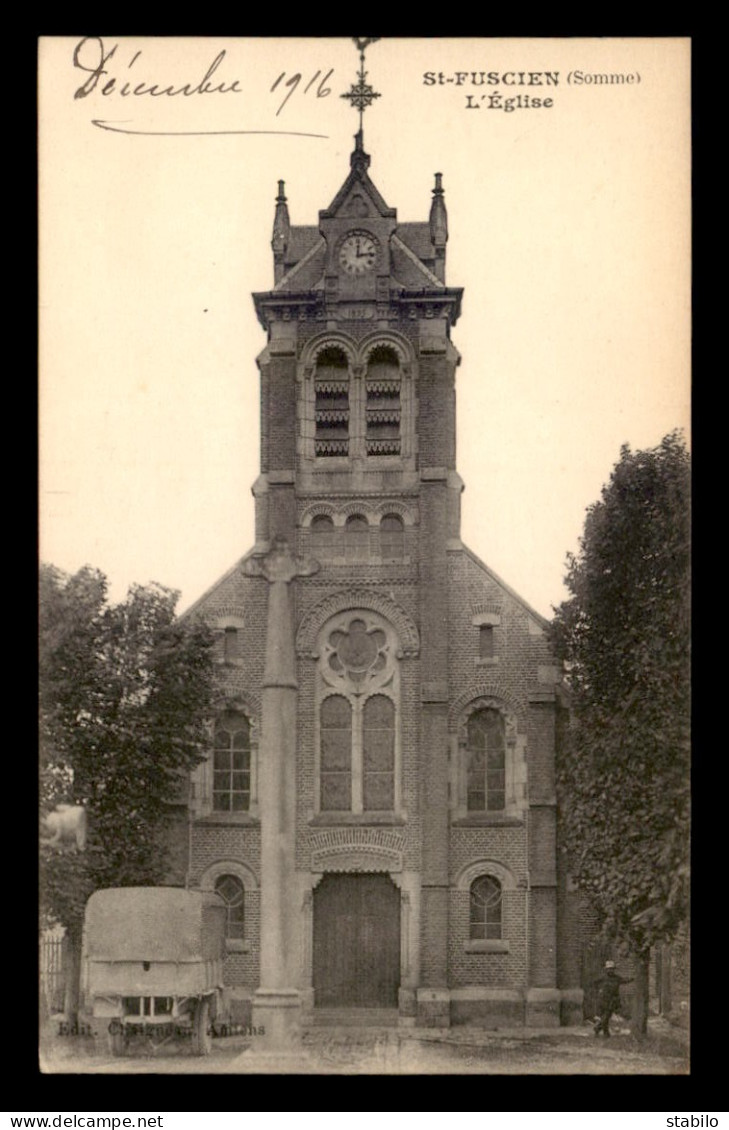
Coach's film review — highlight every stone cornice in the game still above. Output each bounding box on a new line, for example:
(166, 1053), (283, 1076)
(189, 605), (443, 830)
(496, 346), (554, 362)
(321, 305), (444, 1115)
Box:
(252, 287), (463, 333)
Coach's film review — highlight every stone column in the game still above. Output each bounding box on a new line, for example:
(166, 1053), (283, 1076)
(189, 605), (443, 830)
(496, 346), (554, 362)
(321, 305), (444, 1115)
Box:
(243, 538), (318, 1044)
(417, 473), (451, 1027)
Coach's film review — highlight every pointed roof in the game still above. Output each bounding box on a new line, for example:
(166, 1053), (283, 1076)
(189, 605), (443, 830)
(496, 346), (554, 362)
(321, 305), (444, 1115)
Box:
(320, 135), (396, 220)
(390, 234), (444, 289)
(254, 137), (462, 328)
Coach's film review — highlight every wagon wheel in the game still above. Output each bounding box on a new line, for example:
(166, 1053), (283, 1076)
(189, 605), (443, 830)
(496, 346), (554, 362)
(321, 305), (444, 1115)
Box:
(108, 1022), (126, 1057)
(191, 997), (212, 1056)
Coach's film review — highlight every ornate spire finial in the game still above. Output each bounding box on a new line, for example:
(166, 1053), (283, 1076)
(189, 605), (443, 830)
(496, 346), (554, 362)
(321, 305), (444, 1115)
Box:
(430, 172), (448, 282)
(341, 37), (381, 142)
(272, 179), (290, 281)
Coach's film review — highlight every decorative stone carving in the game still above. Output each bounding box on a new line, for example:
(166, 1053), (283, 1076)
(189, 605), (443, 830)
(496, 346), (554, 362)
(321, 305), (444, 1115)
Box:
(301, 331), (358, 369)
(309, 827), (405, 859)
(455, 859), (519, 891)
(321, 614), (392, 694)
(243, 538), (319, 688)
(311, 846), (403, 873)
(448, 683), (524, 731)
(297, 589), (419, 658)
(198, 858), (259, 891)
(211, 690), (260, 731)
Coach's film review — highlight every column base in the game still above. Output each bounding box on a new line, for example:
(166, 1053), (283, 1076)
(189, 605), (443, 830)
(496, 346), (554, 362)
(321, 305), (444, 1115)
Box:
(398, 987), (417, 1027)
(416, 988), (451, 1028)
(250, 988), (301, 1048)
(299, 988), (315, 1012)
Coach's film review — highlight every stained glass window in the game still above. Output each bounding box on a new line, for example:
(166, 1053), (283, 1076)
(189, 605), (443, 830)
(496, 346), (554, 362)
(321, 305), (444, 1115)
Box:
(363, 695), (395, 810)
(320, 695), (352, 811)
(466, 709), (506, 811)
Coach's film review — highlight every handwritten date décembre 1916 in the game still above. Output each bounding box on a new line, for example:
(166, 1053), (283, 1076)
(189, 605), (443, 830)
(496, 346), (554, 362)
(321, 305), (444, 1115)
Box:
(72, 36), (333, 117)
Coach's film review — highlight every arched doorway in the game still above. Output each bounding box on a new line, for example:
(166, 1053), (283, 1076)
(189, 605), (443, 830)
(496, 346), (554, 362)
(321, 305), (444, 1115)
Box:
(313, 873), (400, 1008)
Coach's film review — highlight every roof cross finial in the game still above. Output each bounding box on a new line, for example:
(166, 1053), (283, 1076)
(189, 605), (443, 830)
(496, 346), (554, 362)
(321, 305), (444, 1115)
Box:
(341, 37), (381, 142)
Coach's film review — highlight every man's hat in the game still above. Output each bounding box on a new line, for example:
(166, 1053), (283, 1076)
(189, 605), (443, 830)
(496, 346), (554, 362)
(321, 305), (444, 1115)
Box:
(604, 960), (616, 969)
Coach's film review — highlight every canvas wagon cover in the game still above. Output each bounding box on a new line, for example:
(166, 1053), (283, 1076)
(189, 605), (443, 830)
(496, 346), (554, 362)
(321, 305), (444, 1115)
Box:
(85, 887), (226, 962)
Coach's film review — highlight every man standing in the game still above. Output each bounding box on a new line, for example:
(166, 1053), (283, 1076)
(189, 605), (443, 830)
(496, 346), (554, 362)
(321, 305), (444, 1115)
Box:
(594, 960), (632, 1037)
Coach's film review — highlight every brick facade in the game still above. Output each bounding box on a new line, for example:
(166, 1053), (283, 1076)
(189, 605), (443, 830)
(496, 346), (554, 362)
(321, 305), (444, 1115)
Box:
(172, 136), (581, 1027)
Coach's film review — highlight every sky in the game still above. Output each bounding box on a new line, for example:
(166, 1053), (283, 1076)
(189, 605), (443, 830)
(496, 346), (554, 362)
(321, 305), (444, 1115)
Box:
(39, 37), (690, 620)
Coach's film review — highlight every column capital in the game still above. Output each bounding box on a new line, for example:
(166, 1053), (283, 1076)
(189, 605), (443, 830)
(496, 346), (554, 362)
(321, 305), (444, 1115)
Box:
(243, 537), (320, 585)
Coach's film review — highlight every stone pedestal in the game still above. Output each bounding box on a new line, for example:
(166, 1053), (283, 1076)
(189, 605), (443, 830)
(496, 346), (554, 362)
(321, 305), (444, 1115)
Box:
(251, 988), (302, 1047)
(416, 987), (450, 1028)
(398, 986), (417, 1027)
(559, 987), (584, 1026)
(525, 987), (561, 1027)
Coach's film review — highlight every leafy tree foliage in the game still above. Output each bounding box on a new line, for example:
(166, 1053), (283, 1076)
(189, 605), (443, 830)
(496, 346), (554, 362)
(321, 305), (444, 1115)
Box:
(39, 565), (216, 1013)
(551, 433), (690, 1030)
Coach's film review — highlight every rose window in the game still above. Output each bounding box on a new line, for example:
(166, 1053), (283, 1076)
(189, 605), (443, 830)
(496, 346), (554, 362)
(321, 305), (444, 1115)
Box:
(323, 617), (391, 690)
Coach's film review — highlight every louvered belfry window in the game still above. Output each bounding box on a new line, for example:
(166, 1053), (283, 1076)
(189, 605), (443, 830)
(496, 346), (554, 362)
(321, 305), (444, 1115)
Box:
(314, 348), (349, 457)
(366, 346), (401, 456)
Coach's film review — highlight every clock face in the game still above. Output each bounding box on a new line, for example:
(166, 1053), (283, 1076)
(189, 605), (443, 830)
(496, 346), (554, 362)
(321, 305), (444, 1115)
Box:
(338, 232), (378, 275)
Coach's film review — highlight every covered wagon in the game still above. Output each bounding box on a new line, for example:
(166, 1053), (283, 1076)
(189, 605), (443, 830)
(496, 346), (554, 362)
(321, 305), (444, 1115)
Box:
(84, 886), (226, 1055)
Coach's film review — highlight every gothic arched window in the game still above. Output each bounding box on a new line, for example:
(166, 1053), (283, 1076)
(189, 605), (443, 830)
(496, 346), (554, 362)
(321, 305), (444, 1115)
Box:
(466, 708), (506, 812)
(317, 612), (400, 815)
(469, 875), (503, 940)
(363, 695), (395, 810)
(314, 348), (349, 457)
(214, 874), (245, 941)
(213, 713), (251, 813)
(366, 346), (401, 456)
(320, 695), (353, 811)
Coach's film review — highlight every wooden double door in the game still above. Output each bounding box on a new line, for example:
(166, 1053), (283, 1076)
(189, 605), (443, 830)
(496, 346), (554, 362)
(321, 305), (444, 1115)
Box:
(313, 873), (401, 1008)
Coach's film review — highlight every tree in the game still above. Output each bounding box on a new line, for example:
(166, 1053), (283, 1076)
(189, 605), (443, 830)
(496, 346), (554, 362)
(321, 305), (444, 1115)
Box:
(39, 564), (216, 1023)
(551, 432), (690, 1036)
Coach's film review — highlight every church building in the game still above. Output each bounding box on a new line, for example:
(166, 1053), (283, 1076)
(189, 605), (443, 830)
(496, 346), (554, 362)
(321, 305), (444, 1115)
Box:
(173, 57), (582, 1031)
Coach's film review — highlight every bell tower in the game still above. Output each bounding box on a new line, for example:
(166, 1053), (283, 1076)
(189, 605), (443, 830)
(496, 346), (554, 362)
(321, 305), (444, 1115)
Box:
(252, 142), (464, 546)
(249, 40), (467, 1027)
